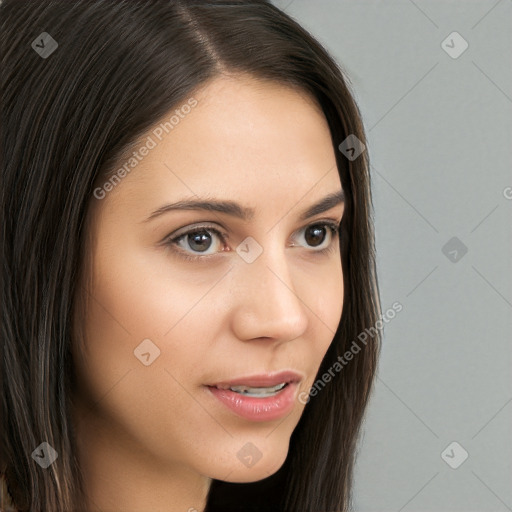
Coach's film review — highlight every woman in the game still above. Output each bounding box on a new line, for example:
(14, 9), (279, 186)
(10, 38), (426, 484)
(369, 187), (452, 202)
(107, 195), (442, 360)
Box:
(0, 1), (381, 510)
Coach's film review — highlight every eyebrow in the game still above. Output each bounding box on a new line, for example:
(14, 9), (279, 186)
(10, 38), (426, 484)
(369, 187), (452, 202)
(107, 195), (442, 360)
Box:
(144, 189), (345, 223)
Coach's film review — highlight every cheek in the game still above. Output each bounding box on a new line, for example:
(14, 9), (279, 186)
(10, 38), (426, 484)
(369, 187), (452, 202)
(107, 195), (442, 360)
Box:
(72, 246), (228, 465)
(82, 250), (192, 345)
(74, 239), (228, 401)
(306, 254), (344, 339)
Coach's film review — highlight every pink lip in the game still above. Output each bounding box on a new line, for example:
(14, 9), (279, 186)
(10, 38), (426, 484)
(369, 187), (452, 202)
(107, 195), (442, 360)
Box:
(208, 370), (303, 388)
(205, 381), (299, 422)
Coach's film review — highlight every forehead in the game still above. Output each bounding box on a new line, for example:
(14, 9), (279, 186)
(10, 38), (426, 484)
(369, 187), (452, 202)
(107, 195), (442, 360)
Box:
(98, 74), (341, 216)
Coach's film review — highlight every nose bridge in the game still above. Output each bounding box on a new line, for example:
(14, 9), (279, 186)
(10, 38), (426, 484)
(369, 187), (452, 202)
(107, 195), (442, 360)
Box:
(229, 237), (308, 341)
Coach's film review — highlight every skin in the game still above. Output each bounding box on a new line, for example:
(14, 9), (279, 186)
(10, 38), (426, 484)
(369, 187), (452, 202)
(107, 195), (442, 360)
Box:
(71, 73), (344, 512)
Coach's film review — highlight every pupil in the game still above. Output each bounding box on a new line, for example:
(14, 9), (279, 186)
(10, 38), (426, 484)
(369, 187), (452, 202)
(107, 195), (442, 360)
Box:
(305, 226), (326, 247)
(188, 231), (212, 252)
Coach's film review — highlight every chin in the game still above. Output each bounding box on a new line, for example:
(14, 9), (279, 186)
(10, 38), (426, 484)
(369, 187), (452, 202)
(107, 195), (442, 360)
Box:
(217, 442), (289, 484)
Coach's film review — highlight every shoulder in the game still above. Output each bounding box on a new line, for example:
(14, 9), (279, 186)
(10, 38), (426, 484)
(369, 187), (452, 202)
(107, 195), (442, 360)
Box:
(0, 472), (18, 512)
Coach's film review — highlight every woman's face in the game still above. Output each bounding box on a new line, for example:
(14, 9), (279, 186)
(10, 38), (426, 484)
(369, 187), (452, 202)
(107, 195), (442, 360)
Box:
(72, 74), (344, 487)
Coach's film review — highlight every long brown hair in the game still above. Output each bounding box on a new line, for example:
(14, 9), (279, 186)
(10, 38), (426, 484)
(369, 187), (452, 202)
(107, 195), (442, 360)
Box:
(0, 1), (381, 510)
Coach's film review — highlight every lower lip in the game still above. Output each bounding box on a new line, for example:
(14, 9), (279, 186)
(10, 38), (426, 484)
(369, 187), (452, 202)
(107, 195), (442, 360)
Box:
(205, 382), (298, 422)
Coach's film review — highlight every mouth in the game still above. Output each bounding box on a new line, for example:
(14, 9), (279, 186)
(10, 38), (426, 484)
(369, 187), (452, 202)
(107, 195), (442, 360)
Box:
(206, 370), (303, 397)
(204, 371), (304, 422)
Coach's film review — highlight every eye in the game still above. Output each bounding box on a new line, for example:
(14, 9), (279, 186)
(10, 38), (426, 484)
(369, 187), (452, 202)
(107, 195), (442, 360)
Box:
(165, 224), (227, 261)
(163, 220), (341, 262)
(295, 222), (340, 251)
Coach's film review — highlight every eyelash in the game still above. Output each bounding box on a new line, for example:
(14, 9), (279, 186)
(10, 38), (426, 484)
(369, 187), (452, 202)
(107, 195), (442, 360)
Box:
(163, 220), (341, 263)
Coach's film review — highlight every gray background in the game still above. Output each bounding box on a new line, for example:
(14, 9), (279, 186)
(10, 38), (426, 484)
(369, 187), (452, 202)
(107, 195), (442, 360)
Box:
(271, 1), (512, 511)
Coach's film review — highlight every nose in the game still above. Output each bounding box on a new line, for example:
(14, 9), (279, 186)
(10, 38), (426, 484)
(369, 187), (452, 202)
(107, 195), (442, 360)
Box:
(229, 243), (309, 343)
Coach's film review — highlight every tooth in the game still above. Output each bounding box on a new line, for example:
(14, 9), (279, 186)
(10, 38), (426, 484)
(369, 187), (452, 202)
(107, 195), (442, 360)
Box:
(229, 382), (287, 394)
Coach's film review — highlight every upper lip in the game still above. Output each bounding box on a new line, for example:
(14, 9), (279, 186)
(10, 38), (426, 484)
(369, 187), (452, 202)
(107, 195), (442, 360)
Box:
(208, 370), (304, 388)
